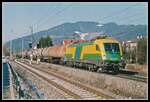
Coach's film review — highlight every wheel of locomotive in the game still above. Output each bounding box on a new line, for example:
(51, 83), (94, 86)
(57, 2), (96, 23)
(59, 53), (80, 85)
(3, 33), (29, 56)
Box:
(72, 61), (75, 67)
(90, 64), (97, 72)
(69, 61), (73, 67)
(63, 61), (67, 65)
(75, 62), (79, 68)
(70, 61), (74, 67)
(78, 62), (81, 68)
(79, 62), (83, 68)
(85, 63), (89, 70)
(112, 67), (119, 74)
(66, 61), (69, 66)
(77, 62), (80, 68)
(83, 63), (86, 69)
(82, 63), (86, 69)
(84, 63), (88, 70)
(87, 64), (93, 71)
(97, 66), (105, 73)
(93, 65), (98, 72)
(68, 61), (71, 67)
(73, 62), (76, 67)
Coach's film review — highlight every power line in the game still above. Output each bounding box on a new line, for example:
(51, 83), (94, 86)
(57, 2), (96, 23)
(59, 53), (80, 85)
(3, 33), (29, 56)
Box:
(112, 11), (146, 22)
(32, 5), (59, 26)
(12, 6), (61, 40)
(120, 16), (146, 23)
(37, 3), (73, 30)
(98, 3), (141, 22)
(96, 3), (146, 39)
(33, 4), (64, 28)
(114, 20), (146, 39)
(35, 3), (73, 31)
(108, 15), (147, 39)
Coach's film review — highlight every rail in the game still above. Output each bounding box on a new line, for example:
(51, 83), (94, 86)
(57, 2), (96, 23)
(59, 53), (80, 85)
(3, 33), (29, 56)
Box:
(15, 60), (115, 99)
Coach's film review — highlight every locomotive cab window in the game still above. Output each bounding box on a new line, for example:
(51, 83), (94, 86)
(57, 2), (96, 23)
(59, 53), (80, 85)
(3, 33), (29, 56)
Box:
(104, 43), (120, 53)
(96, 44), (100, 51)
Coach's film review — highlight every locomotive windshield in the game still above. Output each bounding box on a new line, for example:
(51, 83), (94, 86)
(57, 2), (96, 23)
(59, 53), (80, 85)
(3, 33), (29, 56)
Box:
(104, 43), (120, 53)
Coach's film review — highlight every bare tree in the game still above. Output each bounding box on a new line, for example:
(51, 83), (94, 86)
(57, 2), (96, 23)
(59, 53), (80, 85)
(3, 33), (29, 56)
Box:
(3, 44), (10, 56)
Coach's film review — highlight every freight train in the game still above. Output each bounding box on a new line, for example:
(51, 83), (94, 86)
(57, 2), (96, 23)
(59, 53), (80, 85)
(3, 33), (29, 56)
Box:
(16, 36), (126, 73)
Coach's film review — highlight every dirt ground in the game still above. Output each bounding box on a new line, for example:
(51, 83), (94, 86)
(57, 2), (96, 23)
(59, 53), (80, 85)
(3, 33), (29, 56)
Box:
(126, 64), (148, 76)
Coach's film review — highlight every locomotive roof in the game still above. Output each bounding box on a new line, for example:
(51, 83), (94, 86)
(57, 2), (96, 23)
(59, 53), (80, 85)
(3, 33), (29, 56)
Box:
(69, 41), (93, 47)
(68, 37), (119, 47)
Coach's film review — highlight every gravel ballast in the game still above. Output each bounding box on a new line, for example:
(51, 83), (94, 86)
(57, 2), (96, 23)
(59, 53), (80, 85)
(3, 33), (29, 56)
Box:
(40, 62), (147, 99)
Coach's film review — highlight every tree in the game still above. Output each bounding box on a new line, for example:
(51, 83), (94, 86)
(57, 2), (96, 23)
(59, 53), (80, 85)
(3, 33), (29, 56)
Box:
(122, 44), (131, 63)
(3, 44), (10, 56)
(122, 37), (147, 65)
(39, 36), (53, 48)
(137, 38), (147, 64)
(46, 36), (53, 47)
(39, 37), (44, 48)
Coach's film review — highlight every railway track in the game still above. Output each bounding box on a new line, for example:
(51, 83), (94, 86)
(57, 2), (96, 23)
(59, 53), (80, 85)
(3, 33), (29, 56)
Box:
(116, 74), (147, 83)
(22, 59), (147, 83)
(14, 60), (114, 99)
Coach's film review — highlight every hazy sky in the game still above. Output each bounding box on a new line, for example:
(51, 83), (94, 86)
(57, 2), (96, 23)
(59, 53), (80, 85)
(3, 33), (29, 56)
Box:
(2, 2), (148, 43)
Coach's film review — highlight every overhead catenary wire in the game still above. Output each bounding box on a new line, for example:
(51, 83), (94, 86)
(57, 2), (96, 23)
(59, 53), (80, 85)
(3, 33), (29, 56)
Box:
(11, 3), (146, 43)
(32, 5), (59, 27)
(96, 3), (146, 39)
(23, 3), (142, 37)
(96, 15), (147, 40)
(20, 3), (73, 50)
(25, 4), (66, 46)
(119, 16), (146, 23)
(98, 3), (142, 23)
(114, 16), (147, 39)
(35, 3), (73, 31)
(112, 11), (146, 22)
(32, 2), (146, 41)
(16, 3), (63, 39)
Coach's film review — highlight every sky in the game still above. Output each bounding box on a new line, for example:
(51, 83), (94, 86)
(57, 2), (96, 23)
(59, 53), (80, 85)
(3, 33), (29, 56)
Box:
(2, 2), (148, 43)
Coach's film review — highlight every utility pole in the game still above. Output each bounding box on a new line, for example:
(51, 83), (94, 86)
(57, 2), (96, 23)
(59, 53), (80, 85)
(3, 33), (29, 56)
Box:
(136, 35), (139, 64)
(10, 29), (13, 59)
(22, 39), (24, 60)
(30, 26), (33, 45)
(10, 40), (12, 58)
(29, 26), (33, 64)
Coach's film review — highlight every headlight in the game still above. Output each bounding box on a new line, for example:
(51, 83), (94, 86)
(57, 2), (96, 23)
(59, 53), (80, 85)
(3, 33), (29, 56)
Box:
(104, 61), (110, 65)
(121, 57), (123, 60)
(103, 55), (106, 60)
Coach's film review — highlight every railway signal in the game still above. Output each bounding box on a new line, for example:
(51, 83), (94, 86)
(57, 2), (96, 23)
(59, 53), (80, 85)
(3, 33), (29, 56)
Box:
(37, 43), (40, 48)
(29, 43), (32, 49)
